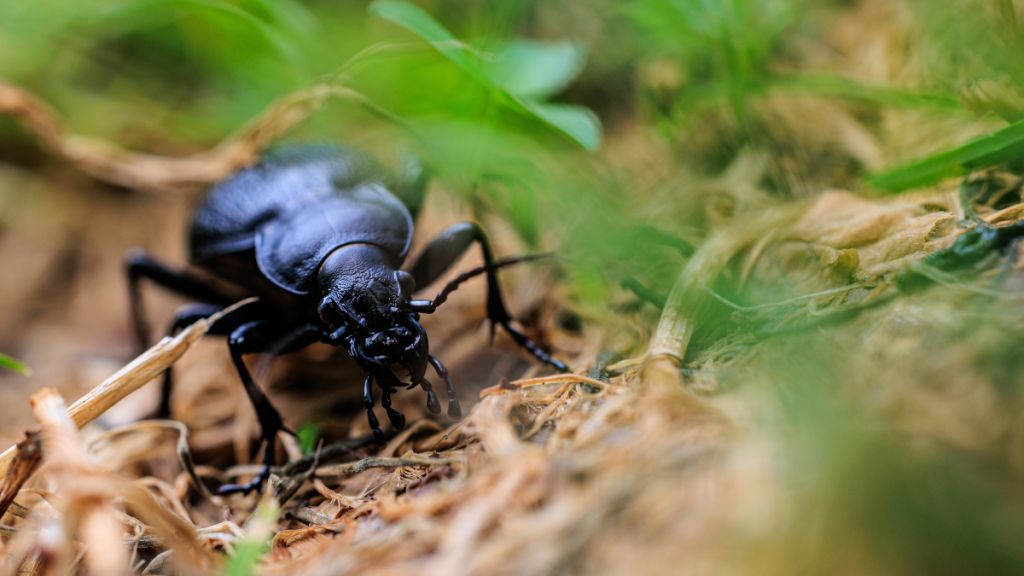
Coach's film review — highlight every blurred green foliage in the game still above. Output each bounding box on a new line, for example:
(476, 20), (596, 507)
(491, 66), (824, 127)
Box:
(627, 0), (804, 130)
(5, 2), (1024, 574)
(2, 0), (1022, 324)
(760, 333), (1024, 576)
(296, 421), (322, 456)
(222, 498), (278, 576)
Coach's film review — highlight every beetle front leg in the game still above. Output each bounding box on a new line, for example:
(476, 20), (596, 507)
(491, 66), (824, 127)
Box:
(428, 355), (461, 419)
(364, 374), (387, 446)
(379, 384), (406, 430)
(418, 378), (442, 415)
(218, 320), (322, 495)
(408, 222), (568, 372)
(155, 302), (258, 418)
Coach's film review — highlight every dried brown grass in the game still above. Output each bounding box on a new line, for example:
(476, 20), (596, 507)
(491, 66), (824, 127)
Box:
(0, 168), (1011, 575)
(2, 2), (1024, 574)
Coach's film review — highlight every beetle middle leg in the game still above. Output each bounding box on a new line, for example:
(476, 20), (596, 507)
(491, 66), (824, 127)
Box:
(125, 248), (235, 351)
(363, 374), (387, 445)
(154, 301), (262, 417)
(218, 319), (324, 495)
(407, 222), (568, 372)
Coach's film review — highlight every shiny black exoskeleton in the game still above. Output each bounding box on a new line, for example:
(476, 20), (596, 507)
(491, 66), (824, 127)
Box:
(126, 145), (567, 493)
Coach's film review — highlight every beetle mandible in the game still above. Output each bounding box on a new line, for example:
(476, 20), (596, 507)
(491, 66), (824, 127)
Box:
(126, 144), (567, 494)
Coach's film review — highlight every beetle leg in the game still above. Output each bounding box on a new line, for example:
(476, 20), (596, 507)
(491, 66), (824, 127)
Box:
(418, 378), (442, 415)
(156, 303), (233, 417)
(218, 320), (322, 495)
(427, 355), (461, 419)
(408, 256), (567, 372)
(379, 384), (406, 431)
(125, 248), (236, 352)
(407, 254), (549, 313)
(363, 374), (386, 445)
(407, 223), (567, 372)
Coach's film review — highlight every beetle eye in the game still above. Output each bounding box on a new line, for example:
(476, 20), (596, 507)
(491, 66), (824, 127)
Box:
(394, 270), (415, 301)
(317, 297), (341, 327)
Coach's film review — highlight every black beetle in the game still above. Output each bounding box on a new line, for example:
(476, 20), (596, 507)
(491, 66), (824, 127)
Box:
(126, 144), (567, 493)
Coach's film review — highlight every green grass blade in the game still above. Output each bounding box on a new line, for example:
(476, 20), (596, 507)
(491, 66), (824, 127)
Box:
(870, 120), (1024, 192)
(369, 0), (602, 150)
(222, 499), (279, 576)
(778, 74), (963, 110)
(0, 353), (31, 376)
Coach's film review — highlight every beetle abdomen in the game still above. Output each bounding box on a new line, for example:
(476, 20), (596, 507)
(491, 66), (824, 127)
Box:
(189, 144), (414, 296)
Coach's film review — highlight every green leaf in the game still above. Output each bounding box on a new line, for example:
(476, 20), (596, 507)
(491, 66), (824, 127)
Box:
(870, 120), (1024, 192)
(0, 353), (30, 376)
(519, 100), (602, 151)
(296, 422), (321, 456)
(369, 0), (486, 82)
(223, 539), (266, 576)
(94, 0), (307, 67)
(222, 500), (278, 576)
(240, 0), (316, 37)
(486, 40), (587, 98)
(369, 0), (602, 150)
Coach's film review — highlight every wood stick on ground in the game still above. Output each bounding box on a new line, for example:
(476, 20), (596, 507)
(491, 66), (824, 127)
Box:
(31, 388), (129, 576)
(0, 299), (256, 481)
(314, 456), (464, 478)
(0, 430), (41, 520)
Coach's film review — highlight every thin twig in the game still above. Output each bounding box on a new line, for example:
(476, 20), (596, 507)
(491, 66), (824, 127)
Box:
(0, 431), (42, 520)
(0, 299), (255, 481)
(480, 374), (613, 397)
(315, 456), (463, 477)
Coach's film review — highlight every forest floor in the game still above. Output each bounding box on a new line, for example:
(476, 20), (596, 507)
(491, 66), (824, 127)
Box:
(3, 1), (1024, 575)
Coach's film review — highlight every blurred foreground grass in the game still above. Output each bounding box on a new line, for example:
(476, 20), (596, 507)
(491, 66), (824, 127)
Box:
(4, 0), (1024, 575)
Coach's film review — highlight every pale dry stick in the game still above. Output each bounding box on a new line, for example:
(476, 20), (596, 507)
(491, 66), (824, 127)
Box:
(521, 387), (580, 441)
(0, 299), (256, 481)
(31, 389), (129, 576)
(605, 357), (645, 372)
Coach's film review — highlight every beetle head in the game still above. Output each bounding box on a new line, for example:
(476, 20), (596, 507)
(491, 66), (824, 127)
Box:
(316, 244), (414, 329)
(316, 244), (427, 382)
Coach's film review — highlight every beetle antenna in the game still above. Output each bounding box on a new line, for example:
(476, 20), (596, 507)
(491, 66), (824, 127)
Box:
(407, 253), (552, 313)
